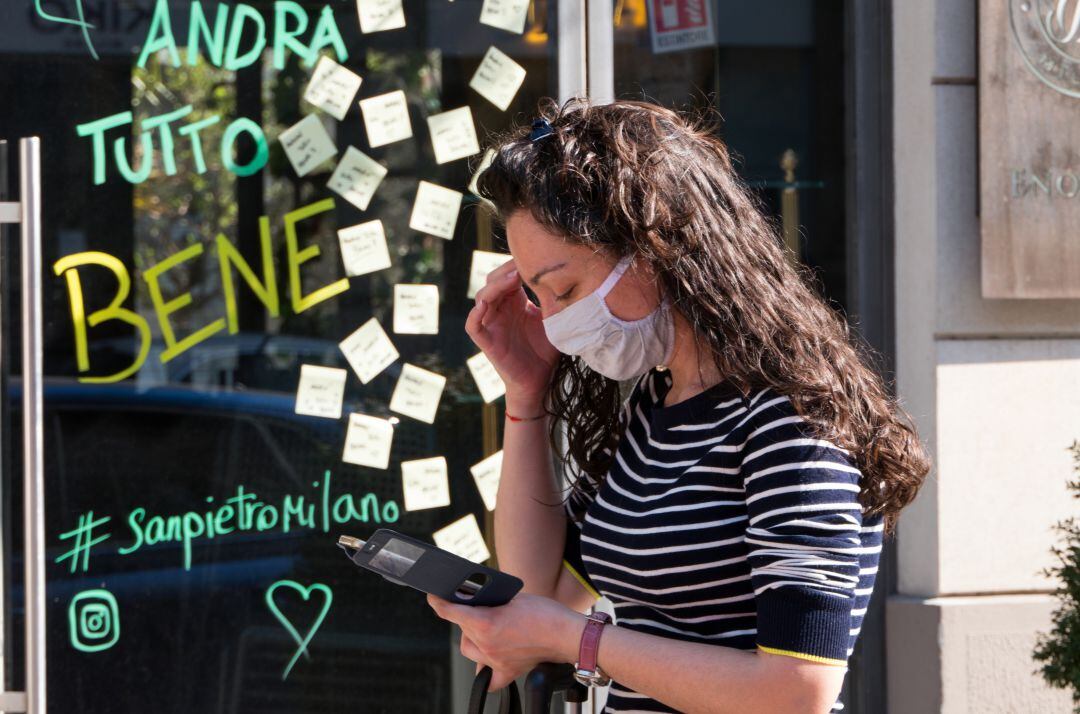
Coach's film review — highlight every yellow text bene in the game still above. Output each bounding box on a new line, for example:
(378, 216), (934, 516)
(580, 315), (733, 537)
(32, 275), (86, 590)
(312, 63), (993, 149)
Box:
(53, 198), (348, 383)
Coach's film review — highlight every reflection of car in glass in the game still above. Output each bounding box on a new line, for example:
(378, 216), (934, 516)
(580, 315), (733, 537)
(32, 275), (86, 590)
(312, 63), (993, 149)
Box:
(6, 356), (457, 712)
(46, 331), (400, 394)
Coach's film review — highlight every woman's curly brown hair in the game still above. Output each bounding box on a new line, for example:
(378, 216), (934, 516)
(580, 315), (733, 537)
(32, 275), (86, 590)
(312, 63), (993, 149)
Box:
(474, 96), (931, 538)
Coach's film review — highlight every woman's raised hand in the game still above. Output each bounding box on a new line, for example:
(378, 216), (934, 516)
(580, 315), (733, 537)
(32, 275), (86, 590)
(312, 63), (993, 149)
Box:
(466, 260), (560, 407)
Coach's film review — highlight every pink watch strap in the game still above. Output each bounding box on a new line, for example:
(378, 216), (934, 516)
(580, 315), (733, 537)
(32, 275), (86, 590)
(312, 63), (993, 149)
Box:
(577, 612), (612, 675)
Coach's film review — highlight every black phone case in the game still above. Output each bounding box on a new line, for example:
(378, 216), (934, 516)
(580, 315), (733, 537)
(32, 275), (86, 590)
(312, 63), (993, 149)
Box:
(343, 528), (523, 607)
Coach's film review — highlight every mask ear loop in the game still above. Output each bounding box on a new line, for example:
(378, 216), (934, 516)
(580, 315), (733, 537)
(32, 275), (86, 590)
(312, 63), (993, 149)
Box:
(595, 255), (633, 300)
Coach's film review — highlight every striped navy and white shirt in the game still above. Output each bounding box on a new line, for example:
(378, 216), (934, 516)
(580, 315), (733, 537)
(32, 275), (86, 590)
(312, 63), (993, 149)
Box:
(560, 366), (884, 713)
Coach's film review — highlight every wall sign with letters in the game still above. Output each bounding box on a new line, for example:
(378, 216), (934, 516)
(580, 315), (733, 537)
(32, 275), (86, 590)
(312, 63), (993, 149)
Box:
(979, 0), (1080, 298)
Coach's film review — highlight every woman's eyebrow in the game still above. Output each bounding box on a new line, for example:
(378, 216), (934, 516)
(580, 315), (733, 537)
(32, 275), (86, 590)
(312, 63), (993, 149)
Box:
(528, 262), (568, 287)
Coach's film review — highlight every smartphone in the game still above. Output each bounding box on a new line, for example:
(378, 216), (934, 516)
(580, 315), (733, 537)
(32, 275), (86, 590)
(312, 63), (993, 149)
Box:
(338, 528), (523, 607)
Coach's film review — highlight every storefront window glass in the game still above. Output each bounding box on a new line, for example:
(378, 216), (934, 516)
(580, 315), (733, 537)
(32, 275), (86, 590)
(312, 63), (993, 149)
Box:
(1, 1), (560, 710)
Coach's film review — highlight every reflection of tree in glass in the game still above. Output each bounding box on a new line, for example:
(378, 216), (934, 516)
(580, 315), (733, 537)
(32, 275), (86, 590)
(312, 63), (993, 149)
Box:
(366, 48), (443, 108)
(122, 39), (465, 379)
(361, 49), (446, 306)
(131, 57), (237, 351)
(258, 48), (450, 343)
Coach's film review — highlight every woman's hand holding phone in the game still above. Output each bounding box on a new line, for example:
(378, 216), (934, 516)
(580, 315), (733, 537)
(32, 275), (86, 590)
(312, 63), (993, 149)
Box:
(465, 260), (560, 410)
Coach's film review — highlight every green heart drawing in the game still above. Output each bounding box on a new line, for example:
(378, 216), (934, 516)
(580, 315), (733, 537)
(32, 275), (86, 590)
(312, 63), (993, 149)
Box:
(265, 580), (333, 681)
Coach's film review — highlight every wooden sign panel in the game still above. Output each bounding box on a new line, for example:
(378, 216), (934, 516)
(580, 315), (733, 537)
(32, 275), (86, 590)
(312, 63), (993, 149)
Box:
(979, 0), (1080, 298)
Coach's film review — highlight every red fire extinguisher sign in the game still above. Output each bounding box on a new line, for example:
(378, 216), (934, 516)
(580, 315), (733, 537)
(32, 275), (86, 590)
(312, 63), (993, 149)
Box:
(648, 0), (716, 54)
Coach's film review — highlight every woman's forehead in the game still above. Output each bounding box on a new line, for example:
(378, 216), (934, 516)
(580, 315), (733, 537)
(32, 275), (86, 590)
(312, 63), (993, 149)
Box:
(505, 210), (561, 247)
(504, 210), (617, 282)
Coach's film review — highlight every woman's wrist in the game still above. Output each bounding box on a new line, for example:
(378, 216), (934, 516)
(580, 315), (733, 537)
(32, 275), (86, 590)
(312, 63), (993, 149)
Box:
(504, 394), (547, 420)
(549, 609), (591, 664)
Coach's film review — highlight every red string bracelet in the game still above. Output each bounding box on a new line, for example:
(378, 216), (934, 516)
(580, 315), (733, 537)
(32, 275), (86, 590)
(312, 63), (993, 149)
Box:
(505, 410), (546, 422)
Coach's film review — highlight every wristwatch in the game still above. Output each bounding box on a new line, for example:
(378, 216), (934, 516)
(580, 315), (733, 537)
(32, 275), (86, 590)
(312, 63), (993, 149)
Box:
(573, 611), (613, 687)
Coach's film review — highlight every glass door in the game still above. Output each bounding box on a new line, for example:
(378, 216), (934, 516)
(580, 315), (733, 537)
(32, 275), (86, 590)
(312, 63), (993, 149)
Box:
(0, 1), (573, 711)
(595, 2), (890, 713)
(607, 0), (849, 310)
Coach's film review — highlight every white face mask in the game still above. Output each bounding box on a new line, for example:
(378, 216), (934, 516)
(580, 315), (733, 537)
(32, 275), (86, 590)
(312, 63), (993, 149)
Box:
(542, 254), (676, 381)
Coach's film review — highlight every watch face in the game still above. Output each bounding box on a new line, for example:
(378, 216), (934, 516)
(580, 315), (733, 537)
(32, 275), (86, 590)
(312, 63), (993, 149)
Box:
(573, 668), (610, 687)
(574, 670), (598, 686)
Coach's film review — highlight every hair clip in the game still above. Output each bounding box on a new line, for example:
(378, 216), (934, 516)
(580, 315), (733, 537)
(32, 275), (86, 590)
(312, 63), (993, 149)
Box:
(530, 117), (555, 142)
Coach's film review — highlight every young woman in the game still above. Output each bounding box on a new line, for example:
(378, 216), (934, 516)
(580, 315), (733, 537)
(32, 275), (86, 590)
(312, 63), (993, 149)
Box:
(426, 97), (931, 713)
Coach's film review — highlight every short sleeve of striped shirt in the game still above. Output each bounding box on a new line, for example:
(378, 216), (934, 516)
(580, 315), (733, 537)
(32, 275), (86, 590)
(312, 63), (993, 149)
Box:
(561, 513), (601, 601)
(738, 389), (866, 666)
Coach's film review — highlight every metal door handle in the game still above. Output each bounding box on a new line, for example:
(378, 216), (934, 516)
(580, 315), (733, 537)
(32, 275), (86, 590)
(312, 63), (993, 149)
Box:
(0, 136), (46, 714)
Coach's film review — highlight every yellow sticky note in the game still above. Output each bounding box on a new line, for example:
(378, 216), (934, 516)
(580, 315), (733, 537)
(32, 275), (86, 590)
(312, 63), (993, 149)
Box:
(328, 146), (387, 211)
(295, 364), (347, 419)
(409, 180), (463, 239)
(356, 0), (406, 33)
(466, 351), (505, 403)
(479, 0), (530, 34)
(389, 362), (446, 424)
(304, 56), (363, 120)
(280, 114), (338, 177)
(426, 106), (481, 164)
(401, 456), (451, 511)
(360, 90), (413, 148)
(469, 450), (503, 511)
(342, 412), (395, 469)
(338, 219), (391, 277)
(469, 46), (527, 111)
(433, 514), (491, 563)
(467, 249), (514, 298)
(393, 283), (439, 334)
(339, 317), (399, 384)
